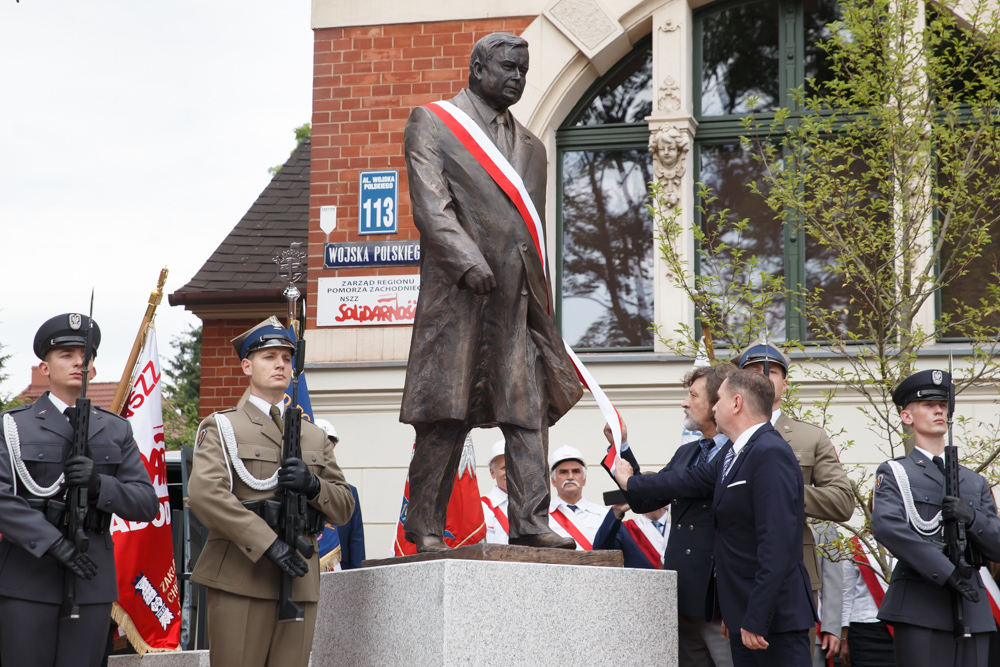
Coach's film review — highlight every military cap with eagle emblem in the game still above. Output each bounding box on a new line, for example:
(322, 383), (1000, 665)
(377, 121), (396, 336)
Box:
(32, 312), (101, 360)
(737, 343), (791, 374)
(892, 369), (951, 409)
(231, 316), (295, 360)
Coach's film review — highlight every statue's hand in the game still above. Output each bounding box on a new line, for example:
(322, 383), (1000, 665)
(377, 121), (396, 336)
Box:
(459, 263), (496, 295)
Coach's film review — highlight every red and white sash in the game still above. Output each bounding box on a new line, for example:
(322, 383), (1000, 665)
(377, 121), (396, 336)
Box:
(481, 495), (509, 535)
(549, 508), (593, 550)
(623, 518), (664, 569)
(424, 100), (626, 473)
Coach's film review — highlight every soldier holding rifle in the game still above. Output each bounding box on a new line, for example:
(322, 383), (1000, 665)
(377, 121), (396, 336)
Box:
(872, 369), (1000, 667)
(0, 312), (158, 667)
(188, 247), (354, 667)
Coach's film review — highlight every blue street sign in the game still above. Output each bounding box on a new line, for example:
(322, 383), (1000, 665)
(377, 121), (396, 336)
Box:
(324, 240), (421, 269)
(358, 170), (399, 235)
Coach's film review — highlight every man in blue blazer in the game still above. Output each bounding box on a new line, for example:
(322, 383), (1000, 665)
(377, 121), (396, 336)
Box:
(615, 368), (816, 666)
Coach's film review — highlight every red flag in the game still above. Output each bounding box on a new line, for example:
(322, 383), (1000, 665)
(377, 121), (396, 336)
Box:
(110, 327), (181, 653)
(394, 436), (486, 556)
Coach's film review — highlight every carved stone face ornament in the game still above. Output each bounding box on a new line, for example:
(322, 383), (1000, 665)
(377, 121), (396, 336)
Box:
(471, 45), (529, 111)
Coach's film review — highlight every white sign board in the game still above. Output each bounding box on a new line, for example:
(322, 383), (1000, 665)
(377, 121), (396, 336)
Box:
(320, 206), (337, 235)
(316, 275), (420, 327)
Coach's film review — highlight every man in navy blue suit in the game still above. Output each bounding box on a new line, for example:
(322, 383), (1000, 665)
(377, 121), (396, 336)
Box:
(615, 369), (816, 666)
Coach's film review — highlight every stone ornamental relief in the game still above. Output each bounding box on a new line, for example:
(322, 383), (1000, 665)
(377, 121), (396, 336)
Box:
(649, 123), (689, 208)
(658, 76), (681, 111)
(550, 0), (617, 49)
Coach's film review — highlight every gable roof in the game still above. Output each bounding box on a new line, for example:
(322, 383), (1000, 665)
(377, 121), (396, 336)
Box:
(169, 138), (310, 307)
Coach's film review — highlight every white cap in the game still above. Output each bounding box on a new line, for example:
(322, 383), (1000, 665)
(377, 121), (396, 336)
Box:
(549, 445), (586, 471)
(490, 439), (505, 463)
(313, 418), (338, 443)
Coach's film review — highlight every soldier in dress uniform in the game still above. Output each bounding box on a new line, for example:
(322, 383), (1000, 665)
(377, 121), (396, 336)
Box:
(187, 317), (355, 667)
(482, 439), (510, 545)
(0, 313), (158, 667)
(871, 370), (1000, 667)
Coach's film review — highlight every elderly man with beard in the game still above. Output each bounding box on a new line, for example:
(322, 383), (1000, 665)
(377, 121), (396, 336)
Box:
(608, 362), (735, 667)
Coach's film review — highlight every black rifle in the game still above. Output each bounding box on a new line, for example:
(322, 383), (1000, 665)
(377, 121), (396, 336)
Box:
(61, 293), (96, 620)
(276, 309), (315, 623)
(944, 354), (972, 639)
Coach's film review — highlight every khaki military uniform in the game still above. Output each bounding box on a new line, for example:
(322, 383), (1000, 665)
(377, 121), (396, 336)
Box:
(774, 412), (853, 592)
(188, 390), (355, 667)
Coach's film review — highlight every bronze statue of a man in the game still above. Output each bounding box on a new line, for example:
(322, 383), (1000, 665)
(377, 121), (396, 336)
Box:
(400, 32), (583, 552)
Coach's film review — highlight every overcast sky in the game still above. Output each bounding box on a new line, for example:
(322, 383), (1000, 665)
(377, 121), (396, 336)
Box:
(0, 1), (313, 398)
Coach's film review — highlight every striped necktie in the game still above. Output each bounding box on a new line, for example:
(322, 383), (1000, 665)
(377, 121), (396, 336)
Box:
(721, 447), (736, 480)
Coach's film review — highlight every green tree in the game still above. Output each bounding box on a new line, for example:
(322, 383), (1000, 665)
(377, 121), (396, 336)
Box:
(162, 325), (201, 450)
(268, 123), (311, 176)
(655, 0), (1000, 580)
(0, 340), (24, 411)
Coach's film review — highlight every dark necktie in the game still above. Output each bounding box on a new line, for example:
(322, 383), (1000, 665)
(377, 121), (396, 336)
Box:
(269, 405), (284, 434)
(567, 504), (578, 513)
(933, 455), (945, 475)
(697, 438), (713, 466)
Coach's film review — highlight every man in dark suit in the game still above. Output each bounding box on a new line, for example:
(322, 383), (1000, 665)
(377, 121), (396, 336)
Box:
(608, 362), (735, 666)
(0, 313), (159, 667)
(615, 369), (816, 666)
(871, 370), (1000, 667)
(400, 32), (582, 552)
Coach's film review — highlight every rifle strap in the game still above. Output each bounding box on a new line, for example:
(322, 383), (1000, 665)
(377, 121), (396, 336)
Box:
(2, 413), (64, 498)
(885, 460), (942, 536)
(214, 413), (278, 493)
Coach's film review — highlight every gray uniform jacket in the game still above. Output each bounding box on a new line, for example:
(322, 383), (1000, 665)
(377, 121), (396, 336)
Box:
(0, 393), (159, 604)
(872, 449), (1000, 632)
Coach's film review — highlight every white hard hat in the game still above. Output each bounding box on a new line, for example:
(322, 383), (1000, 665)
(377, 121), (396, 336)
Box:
(313, 418), (338, 443)
(549, 445), (586, 471)
(490, 439), (505, 463)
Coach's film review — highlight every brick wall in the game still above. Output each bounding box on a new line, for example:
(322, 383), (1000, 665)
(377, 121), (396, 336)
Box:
(307, 17), (534, 327)
(198, 318), (260, 418)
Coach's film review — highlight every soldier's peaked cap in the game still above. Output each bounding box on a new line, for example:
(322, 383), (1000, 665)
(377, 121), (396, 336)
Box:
(232, 317), (295, 360)
(34, 313), (101, 360)
(893, 369), (951, 409)
(737, 343), (790, 372)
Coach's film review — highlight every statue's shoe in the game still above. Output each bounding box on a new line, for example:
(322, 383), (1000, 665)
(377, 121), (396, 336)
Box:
(509, 533), (576, 550)
(404, 533), (449, 553)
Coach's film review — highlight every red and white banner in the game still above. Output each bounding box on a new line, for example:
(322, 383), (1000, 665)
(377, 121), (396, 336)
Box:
(424, 100), (625, 473)
(394, 437), (486, 556)
(111, 327), (180, 653)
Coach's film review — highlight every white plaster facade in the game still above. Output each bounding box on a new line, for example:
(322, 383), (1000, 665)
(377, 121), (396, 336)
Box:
(309, 0), (1000, 557)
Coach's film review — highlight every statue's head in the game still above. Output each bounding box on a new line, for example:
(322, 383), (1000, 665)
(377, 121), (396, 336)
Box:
(468, 32), (529, 112)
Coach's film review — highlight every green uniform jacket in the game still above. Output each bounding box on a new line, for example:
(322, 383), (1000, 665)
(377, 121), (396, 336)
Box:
(188, 390), (355, 601)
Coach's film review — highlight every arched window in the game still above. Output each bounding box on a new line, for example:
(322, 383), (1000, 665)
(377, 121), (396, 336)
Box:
(556, 38), (655, 351)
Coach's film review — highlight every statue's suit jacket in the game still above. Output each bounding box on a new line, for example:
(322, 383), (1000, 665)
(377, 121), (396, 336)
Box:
(0, 392), (158, 604)
(627, 423), (817, 637)
(188, 390), (355, 602)
(400, 89), (582, 430)
(872, 449), (1000, 633)
(775, 412), (853, 591)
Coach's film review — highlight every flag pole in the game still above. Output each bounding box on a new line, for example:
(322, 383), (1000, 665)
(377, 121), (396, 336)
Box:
(111, 268), (169, 415)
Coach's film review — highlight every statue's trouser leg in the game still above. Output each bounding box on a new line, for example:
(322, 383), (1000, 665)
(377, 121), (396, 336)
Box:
(500, 420), (552, 538)
(404, 420), (469, 538)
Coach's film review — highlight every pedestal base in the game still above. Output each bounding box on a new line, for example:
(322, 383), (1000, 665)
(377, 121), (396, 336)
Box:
(362, 542), (624, 568)
(313, 559), (677, 666)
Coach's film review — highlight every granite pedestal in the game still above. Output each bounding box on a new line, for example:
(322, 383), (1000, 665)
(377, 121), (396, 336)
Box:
(311, 559), (678, 666)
